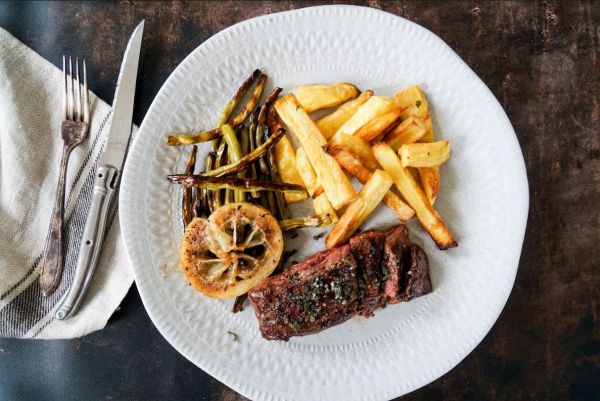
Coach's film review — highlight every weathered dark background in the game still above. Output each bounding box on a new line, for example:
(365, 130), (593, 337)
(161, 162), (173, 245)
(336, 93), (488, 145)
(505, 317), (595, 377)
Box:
(0, 1), (598, 400)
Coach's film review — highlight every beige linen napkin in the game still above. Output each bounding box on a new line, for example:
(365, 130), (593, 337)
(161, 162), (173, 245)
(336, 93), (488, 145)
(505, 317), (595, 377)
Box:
(0, 28), (134, 338)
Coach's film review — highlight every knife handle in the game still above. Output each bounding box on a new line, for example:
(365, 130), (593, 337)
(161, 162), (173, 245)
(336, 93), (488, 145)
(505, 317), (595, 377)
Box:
(55, 165), (118, 320)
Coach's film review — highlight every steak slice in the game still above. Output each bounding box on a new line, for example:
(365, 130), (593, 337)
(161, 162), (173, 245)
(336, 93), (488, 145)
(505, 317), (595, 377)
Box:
(382, 225), (410, 304)
(349, 230), (386, 317)
(248, 244), (359, 341)
(399, 244), (432, 301)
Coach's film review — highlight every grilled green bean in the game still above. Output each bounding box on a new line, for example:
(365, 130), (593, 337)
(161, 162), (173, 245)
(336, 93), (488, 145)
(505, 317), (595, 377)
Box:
(230, 74), (267, 127)
(167, 128), (222, 146)
(202, 128), (285, 178)
(182, 145), (198, 227)
(278, 215), (334, 231)
(167, 175), (307, 194)
(217, 69), (261, 128)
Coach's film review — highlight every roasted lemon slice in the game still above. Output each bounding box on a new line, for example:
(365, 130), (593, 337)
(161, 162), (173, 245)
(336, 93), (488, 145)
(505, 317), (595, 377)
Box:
(180, 203), (283, 299)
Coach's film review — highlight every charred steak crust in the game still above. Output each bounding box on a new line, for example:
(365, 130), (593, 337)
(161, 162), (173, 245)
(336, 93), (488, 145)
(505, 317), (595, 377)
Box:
(400, 244), (433, 301)
(249, 225), (434, 341)
(382, 225), (409, 304)
(349, 230), (386, 317)
(248, 244), (359, 341)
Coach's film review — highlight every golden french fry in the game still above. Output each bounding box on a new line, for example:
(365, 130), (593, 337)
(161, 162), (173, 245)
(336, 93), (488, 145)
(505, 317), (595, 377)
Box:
(418, 167), (440, 205)
(399, 141), (450, 168)
(273, 135), (308, 203)
(296, 147), (338, 221)
(295, 83), (359, 113)
(384, 116), (427, 151)
(325, 146), (414, 222)
(415, 114), (438, 204)
(328, 134), (379, 171)
(326, 169), (393, 248)
(275, 94), (356, 209)
(393, 85), (429, 120)
(420, 116), (434, 143)
(354, 109), (403, 141)
(333, 96), (398, 138)
(316, 90), (373, 139)
(372, 143), (456, 250)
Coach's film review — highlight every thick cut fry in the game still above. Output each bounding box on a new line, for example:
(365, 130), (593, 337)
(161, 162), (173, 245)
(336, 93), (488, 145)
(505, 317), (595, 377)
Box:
(416, 115), (438, 204)
(333, 96), (398, 138)
(275, 94), (355, 209)
(420, 116), (434, 143)
(399, 140), (451, 168)
(326, 169), (393, 248)
(295, 83), (359, 113)
(393, 85), (429, 120)
(419, 167), (440, 205)
(384, 116), (427, 151)
(274, 135), (308, 203)
(328, 134), (379, 171)
(324, 146), (414, 222)
(296, 147), (337, 221)
(372, 143), (456, 249)
(316, 90), (373, 138)
(354, 109), (403, 141)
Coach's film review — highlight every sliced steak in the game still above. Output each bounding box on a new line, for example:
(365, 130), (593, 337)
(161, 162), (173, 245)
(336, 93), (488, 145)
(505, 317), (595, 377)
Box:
(399, 244), (432, 301)
(248, 244), (359, 341)
(382, 225), (409, 304)
(349, 230), (386, 317)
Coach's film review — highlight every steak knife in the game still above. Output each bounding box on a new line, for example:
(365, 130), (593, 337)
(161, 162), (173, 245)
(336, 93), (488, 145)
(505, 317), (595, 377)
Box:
(55, 21), (144, 320)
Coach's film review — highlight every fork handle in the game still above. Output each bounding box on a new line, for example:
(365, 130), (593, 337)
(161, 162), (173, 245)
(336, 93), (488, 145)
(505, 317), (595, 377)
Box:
(40, 145), (73, 296)
(55, 165), (118, 320)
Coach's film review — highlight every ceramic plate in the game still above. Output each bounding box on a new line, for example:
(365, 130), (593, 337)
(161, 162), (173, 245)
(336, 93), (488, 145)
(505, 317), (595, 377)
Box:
(120, 5), (528, 400)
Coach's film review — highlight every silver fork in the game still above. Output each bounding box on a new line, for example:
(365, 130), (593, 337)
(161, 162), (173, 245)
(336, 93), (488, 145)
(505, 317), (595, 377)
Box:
(39, 56), (90, 297)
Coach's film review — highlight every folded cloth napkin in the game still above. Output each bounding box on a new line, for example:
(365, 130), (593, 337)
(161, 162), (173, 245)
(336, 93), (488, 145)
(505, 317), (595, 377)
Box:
(0, 28), (134, 339)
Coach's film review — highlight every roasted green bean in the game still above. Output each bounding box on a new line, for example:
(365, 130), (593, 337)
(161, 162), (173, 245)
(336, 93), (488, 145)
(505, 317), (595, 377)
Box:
(167, 128), (222, 146)
(182, 145), (198, 227)
(278, 215), (334, 231)
(217, 69), (261, 128)
(230, 73), (267, 127)
(167, 175), (307, 194)
(202, 128), (285, 178)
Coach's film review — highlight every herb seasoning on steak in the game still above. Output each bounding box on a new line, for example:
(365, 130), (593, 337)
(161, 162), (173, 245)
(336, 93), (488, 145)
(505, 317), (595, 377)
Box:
(248, 225), (433, 341)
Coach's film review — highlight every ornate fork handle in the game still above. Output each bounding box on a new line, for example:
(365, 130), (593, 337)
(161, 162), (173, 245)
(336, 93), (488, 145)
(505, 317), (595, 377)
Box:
(39, 143), (74, 296)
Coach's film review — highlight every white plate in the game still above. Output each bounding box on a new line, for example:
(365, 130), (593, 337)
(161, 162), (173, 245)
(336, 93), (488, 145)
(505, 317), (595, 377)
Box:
(120, 5), (528, 401)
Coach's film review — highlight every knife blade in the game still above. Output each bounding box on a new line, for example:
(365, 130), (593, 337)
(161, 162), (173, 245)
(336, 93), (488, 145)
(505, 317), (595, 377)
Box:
(55, 21), (144, 320)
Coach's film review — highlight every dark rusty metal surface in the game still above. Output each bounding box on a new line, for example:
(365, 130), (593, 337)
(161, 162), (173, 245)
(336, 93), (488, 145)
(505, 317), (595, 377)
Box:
(1, 1), (599, 400)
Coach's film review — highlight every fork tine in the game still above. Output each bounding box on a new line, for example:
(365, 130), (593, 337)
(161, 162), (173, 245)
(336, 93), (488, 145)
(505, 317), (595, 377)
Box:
(68, 56), (74, 120)
(75, 57), (81, 121)
(83, 59), (90, 124)
(62, 55), (67, 119)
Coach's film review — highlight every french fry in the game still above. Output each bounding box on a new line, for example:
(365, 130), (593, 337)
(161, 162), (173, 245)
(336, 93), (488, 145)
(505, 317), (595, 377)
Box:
(273, 135), (308, 203)
(329, 134), (379, 171)
(275, 94), (356, 209)
(420, 116), (434, 143)
(354, 109), (403, 141)
(372, 143), (457, 250)
(295, 83), (359, 113)
(384, 116), (427, 151)
(399, 141), (451, 168)
(324, 145), (414, 222)
(393, 85), (429, 120)
(326, 169), (393, 248)
(418, 167), (440, 205)
(316, 90), (373, 139)
(416, 115), (438, 204)
(333, 96), (398, 138)
(296, 147), (337, 221)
